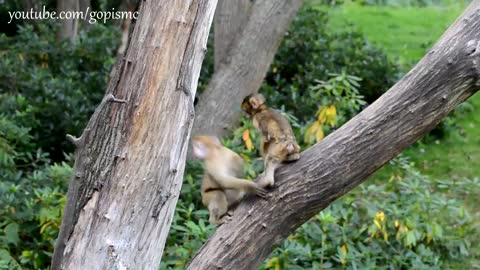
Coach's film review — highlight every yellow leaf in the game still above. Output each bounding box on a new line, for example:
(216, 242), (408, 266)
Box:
(317, 107), (327, 123)
(325, 105), (337, 127)
(265, 257), (279, 269)
(373, 219), (382, 230)
(375, 211), (385, 223)
(310, 121), (320, 133)
(341, 244), (347, 255)
(394, 220), (400, 228)
(315, 127), (324, 142)
(18, 53), (24, 61)
(242, 129), (254, 150)
(383, 231), (389, 241)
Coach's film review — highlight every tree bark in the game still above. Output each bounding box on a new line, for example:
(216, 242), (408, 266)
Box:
(56, 0), (79, 42)
(187, 2), (480, 269)
(115, 0), (138, 57)
(51, 0), (217, 269)
(192, 0), (303, 138)
(24, 0), (41, 13)
(213, 0), (251, 70)
(78, 0), (91, 29)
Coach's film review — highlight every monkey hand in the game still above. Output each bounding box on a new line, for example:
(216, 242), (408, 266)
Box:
(253, 183), (269, 198)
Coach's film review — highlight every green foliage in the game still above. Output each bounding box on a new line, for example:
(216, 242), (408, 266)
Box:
(0, 22), (119, 161)
(261, 157), (476, 270)
(261, 6), (400, 117)
(0, 115), (71, 269)
(313, 0), (470, 7)
(304, 72), (366, 144)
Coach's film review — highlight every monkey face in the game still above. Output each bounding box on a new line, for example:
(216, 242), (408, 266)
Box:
(192, 136), (221, 159)
(241, 93), (266, 116)
(241, 97), (254, 116)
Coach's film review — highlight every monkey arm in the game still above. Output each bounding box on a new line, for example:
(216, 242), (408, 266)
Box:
(210, 172), (267, 197)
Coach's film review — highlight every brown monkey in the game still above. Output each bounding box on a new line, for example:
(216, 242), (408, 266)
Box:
(192, 135), (267, 225)
(241, 93), (300, 188)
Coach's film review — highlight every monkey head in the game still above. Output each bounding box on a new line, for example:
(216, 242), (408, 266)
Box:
(241, 93), (266, 116)
(192, 135), (221, 160)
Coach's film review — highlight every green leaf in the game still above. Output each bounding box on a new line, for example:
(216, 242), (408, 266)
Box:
(4, 223), (19, 246)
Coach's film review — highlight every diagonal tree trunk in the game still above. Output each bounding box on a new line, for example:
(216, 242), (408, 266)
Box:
(192, 0), (304, 138)
(51, 0), (217, 269)
(187, 1), (480, 269)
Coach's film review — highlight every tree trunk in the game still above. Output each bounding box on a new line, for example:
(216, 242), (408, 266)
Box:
(51, 0), (217, 269)
(24, 0), (41, 13)
(213, 0), (251, 70)
(79, 0), (91, 29)
(115, 0), (138, 57)
(192, 0), (303, 138)
(56, 0), (79, 42)
(187, 2), (480, 269)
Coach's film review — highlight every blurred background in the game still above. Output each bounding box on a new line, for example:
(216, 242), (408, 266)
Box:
(0, 0), (478, 269)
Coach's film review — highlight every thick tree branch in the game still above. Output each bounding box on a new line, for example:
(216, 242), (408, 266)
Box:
(192, 0), (304, 138)
(187, 2), (480, 269)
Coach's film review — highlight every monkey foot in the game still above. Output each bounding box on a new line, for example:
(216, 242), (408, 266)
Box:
(285, 153), (300, 162)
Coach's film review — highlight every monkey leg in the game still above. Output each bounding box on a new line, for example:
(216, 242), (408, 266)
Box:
(285, 152), (300, 162)
(257, 157), (280, 189)
(208, 192), (228, 225)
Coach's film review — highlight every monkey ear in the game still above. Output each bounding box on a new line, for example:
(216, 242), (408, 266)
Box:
(249, 97), (260, 109)
(192, 141), (208, 159)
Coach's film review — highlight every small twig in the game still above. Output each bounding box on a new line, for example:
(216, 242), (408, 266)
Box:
(66, 134), (82, 146)
(106, 93), (128, 104)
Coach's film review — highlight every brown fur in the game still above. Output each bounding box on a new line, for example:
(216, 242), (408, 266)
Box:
(192, 135), (267, 224)
(241, 94), (300, 188)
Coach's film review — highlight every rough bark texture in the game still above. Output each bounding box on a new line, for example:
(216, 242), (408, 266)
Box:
(192, 0), (303, 138)
(51, 0), (217, 269)
(187, 2), (480, 269)
(213, 0), (251, 70)
(56, 0), (79, 42)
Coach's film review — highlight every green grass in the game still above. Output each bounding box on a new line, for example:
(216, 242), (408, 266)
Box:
(313, 2), (480, 266)
(322, 2), (464, 67)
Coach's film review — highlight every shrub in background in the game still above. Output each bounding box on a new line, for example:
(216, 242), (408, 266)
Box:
(0, 23), (118, 161)
(261, 7), (400, 120)
(261, 157), (477, 269)
(0, 116), (71, 269)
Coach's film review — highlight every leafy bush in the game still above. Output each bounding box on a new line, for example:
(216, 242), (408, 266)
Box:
(314, 0), (470, 7)
(0, 116), (71, 269)
(304, 72), (366, 144)
(0, 22), (119, 161)
(261, 7), (400, 120)
(261, 157), (476, 269)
